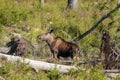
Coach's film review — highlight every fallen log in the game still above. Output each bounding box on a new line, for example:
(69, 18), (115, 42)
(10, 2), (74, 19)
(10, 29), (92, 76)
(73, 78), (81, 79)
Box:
(0, 47), (9, 54)
(77, 59), (104, 65)
(0, 53), (76, 73)
(102, 70), (120, 79)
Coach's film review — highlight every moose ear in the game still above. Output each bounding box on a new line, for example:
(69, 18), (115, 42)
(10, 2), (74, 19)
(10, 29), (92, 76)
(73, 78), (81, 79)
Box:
(48, 28), (53, 33)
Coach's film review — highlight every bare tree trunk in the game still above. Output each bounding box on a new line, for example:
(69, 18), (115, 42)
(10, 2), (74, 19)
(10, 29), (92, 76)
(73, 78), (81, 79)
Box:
(72, 0), (78, 10)
(118, 0), (120, 4)
(67, 0), (73, 9)
(39, 0), (44, 6)
(67, 0), (78, 10)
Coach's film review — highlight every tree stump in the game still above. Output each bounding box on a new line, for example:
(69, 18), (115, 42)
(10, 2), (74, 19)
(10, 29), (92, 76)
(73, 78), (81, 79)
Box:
(100, 30), (120, 69)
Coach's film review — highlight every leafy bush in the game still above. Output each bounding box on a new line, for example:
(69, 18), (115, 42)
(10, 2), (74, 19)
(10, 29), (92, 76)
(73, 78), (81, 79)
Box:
(47, 68), (61, 80)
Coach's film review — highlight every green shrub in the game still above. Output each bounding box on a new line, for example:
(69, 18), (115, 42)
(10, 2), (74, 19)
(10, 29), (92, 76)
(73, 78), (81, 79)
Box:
(47, 68), (61, 80)
(0, 0), (41, 26)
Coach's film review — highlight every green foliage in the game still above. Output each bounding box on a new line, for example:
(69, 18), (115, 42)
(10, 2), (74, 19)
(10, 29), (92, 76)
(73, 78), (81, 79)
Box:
(0, 58), (49, 80)
(0, 67), (9, 74)
(88, 68), (105, 80)
(0, 0), (41, 26)
(0, 26), (11, 45)
(67, 65), (106, 80)
(114, 76), (120, 80)
(47, 68), (61, 80)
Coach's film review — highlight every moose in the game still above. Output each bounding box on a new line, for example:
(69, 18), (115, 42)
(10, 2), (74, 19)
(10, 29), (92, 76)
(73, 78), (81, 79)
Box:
(6, 35), (28, 56)
(37, 29), (81, 60)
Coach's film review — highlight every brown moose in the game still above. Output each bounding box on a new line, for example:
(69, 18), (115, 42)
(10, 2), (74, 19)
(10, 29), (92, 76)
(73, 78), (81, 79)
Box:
(37, 29), (81, 59)
(6, 35), (27, 56)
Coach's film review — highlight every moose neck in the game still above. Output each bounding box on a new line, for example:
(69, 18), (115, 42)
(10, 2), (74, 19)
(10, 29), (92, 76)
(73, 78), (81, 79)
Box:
(46, 35), (55, 46)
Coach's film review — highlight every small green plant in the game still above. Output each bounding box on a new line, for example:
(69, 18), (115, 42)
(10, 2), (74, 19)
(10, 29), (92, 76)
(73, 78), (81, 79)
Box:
(47, 68), (61, 80)
(88, 68), (106, 80)
(0, 67), (9, 74)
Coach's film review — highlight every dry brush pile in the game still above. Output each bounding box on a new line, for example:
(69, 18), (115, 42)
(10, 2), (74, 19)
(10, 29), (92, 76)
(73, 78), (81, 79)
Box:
(100, 30), (120, 69)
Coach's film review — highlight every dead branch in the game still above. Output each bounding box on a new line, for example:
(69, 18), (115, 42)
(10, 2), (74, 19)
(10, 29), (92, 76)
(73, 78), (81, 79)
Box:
(77, 59), (104, 66)
(72, 4), (120, 43)
(102, 70), (120, 73)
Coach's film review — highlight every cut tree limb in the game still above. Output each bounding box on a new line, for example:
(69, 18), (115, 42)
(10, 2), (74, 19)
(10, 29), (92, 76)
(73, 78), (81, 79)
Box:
(102, 70), (120, 73)
(0, 53), (76, 73)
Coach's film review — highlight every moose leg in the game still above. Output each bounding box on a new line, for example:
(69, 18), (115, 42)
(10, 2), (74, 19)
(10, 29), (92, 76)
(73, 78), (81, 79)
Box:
(57, 54), (60, 59)
(70, 55), (73, 59)
(52, 53), (55, 58)
(53, 50), (59, 60)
